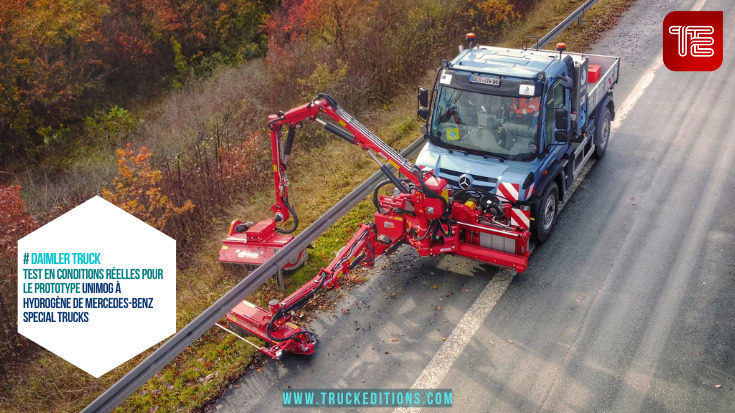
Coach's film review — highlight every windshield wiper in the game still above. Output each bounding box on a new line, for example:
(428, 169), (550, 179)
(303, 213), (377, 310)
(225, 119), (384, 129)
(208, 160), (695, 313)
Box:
(481, 153), (506, 162)
(448, 146), (506, 162)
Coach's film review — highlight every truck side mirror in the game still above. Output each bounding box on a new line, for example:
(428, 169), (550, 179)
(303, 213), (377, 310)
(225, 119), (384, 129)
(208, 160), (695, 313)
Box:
(554, 108), (569, 142)
(417, 107), (430, 121)
(417, 87), (429, 109)
(417, 87), (430, 121)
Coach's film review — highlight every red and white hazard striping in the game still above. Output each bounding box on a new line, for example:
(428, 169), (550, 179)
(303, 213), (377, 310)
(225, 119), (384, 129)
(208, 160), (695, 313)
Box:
(497, 182), (519, 202)
(497, 182), (530, 228)
(526, 182), (535, 199)
(510, 207), (531, 229)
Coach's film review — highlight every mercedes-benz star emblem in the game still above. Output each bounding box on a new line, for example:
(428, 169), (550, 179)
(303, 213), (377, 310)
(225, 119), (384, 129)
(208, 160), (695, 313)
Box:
(458, 174), (473, 189)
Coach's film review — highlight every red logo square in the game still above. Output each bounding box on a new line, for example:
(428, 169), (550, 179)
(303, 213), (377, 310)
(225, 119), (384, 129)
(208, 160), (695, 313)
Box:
(663, 11), (723, 71)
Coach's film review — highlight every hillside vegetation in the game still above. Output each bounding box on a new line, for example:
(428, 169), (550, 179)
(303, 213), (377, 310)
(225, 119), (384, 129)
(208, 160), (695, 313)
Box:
(0, 0), (273, 164)
(0, 0), (632, 411)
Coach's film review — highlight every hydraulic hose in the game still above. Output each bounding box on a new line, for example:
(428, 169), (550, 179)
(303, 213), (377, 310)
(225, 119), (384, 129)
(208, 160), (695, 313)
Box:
(373, 180), (392, 214)
(275, 196), (299, 234)
(373, 178), (415, 215)
(411, 221), (435, 241)
(266, 275), (324, 343)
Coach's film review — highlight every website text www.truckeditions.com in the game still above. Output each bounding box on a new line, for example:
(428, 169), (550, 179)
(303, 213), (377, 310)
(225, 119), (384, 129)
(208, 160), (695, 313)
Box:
(282, 389), (453, 408)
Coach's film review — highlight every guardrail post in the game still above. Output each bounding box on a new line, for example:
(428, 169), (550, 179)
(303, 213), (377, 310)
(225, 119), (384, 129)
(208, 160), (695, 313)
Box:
(276, 253), (285, 291)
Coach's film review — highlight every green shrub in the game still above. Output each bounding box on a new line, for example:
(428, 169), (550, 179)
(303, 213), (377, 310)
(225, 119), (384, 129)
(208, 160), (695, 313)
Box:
(85, 106), (138, 150)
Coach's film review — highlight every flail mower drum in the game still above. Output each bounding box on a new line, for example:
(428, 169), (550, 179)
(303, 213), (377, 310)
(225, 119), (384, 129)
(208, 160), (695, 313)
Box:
(219, 219), (307, 270)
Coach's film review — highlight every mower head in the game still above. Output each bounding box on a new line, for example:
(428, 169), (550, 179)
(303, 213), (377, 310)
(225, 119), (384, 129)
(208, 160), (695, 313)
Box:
(219, 219), (307, 270)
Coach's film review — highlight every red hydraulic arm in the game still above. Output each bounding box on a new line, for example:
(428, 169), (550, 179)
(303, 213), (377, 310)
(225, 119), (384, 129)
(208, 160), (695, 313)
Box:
(267, 94), (432, 197)
(227, 94), (531, 359)
(227, 223), (385, 359)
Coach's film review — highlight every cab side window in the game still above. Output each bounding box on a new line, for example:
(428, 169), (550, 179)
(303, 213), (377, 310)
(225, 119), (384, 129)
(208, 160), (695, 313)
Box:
(545, 80), (565, 147)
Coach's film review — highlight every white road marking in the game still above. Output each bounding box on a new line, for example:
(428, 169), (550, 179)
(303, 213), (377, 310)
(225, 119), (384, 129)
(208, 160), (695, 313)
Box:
(394, 2), (696, 407)
(692, 0), (710, 12)
(395, 269), (514, 413)
(610, 52), (662, 137)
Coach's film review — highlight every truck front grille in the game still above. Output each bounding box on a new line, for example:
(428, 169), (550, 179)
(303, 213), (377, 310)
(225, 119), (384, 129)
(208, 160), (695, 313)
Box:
(437, 168), (497, 191)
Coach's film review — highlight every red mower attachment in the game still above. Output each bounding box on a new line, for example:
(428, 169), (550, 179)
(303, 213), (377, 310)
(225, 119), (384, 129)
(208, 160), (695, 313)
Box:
(227, 299), (316, 359)
(227, 223), (380, 359)
(219, 219), (307, 270)
(219, 98), (308, 270)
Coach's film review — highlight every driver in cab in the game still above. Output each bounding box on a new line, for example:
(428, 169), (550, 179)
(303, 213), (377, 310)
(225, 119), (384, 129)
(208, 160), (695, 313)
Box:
(510, 96), (539, 120)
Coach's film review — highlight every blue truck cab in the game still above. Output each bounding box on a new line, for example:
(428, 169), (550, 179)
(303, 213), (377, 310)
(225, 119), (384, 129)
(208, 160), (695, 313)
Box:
(416, 41), (620, 242)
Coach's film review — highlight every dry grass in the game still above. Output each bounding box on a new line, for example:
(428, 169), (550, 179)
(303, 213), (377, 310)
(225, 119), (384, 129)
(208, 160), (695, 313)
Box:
(139, 60), (273, 163)
(0, 1), (635, 412)
(503, 0), (633, 50)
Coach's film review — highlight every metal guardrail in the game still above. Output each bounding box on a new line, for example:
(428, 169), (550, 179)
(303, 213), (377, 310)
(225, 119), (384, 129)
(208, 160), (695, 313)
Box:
(534, 0), (599, 50)
(82, 137), (426, 412)
(84, 2), (601, 410)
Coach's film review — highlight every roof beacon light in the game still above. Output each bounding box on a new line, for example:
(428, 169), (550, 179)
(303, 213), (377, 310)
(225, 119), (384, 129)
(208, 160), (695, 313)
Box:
(556, 42), (566, 59)
(466, 32), (476, 49)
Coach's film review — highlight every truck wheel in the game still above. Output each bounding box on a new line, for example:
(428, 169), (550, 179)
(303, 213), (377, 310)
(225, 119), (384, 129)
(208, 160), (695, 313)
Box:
(594, 107), (611, 159)
(533, 182), (558, 243)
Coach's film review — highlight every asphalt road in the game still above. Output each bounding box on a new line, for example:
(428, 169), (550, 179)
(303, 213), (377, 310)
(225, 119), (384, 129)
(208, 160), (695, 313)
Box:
(214, 0), (735, 411)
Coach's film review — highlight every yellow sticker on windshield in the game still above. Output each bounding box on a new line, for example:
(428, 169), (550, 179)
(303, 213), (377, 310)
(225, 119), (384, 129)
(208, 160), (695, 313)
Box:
(447, 128), (460, 141)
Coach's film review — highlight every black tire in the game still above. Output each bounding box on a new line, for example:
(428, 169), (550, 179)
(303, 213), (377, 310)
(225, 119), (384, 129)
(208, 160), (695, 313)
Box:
(533, 182), (559, 243)
(594, 106), (611, 159)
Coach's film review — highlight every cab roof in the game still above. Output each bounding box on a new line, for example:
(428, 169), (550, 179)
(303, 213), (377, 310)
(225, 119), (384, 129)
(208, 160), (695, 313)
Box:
(450, 45), (561, 79)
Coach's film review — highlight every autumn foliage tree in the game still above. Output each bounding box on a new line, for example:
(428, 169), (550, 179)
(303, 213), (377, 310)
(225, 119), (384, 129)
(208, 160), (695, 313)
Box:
(0, 185), (38, 360)
(0, 0), (108, 160)
(102, 145), (194, 231)
(264, 0), (442, 106)
(0, 185), (37, 259)
(0, 0), (274, 165)
(460, 0), (520, 36)
(262, 0), (522, 109)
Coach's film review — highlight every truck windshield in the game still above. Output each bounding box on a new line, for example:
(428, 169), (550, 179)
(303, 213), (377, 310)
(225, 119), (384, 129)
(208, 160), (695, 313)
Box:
(430, 86), (539, 160)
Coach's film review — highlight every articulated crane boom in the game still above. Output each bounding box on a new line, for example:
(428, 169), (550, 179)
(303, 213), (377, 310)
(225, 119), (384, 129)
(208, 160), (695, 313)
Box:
(226, 94), (531, 359)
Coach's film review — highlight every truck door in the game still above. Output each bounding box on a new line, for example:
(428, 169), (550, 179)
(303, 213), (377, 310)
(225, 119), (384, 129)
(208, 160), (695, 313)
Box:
(543, 79), (567, 155)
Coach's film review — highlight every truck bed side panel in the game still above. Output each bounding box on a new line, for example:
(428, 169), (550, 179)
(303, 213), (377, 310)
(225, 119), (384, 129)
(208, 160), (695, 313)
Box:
(586, 54), (620, 116)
